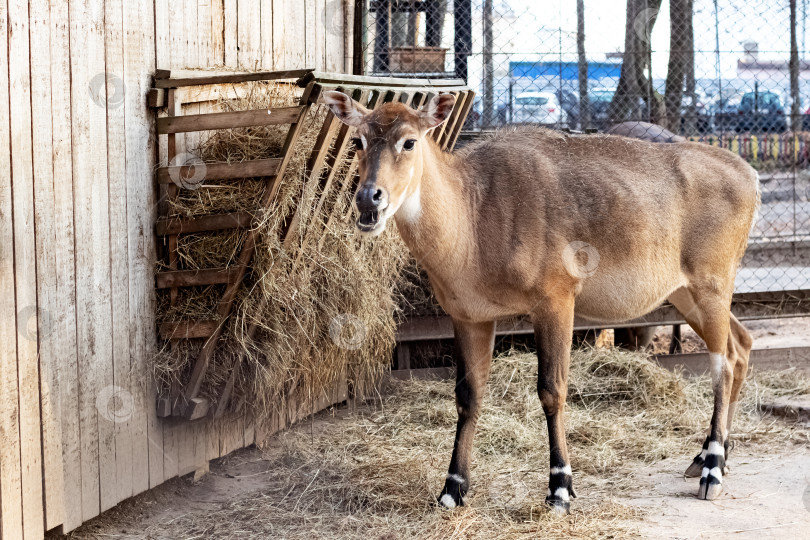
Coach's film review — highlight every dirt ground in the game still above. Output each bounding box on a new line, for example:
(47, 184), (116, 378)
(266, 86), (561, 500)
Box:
(53, 443), (810, 540)
(53, 337), (810, 540)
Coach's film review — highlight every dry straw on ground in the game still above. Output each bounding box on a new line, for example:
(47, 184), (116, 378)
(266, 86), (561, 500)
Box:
(154, 81), (409, 416)
(78, 347), (810, 539)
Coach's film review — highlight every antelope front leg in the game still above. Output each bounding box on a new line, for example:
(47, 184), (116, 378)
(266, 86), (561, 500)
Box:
(438, 319), (495, 509)
(533, 296), (576, 514)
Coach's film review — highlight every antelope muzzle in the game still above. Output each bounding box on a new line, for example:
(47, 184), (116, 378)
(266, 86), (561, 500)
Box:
(355, 184), (389, 233)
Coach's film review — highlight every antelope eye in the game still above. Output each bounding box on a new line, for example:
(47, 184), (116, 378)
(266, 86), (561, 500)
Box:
(403, 139), (416, 151)
(350, 137), (364, 151)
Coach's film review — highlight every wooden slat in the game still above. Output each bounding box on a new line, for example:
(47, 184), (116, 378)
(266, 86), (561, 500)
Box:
(0, 3), (23, 537)
(155, 0), (169, 68)
(154, 69), (314, 88)
(224, 0), (237, 67)
(123, 0), (155, 502)
(155, 267), (243, 289)
(237, 0), (260, 68)
(168, 0), (183, 68)
(8, 0), (45, 535)
(440, 91), (471, 148)
(156, 105), (304, 133)
(286, 0), (306, 68)
(105, 0), (135, 510)
(260, 0), (274, 68)
(184, 0), (198, 68)
(157, 158), (282, 184)
(30, 0), (66, 529)
(211, 0), (225, 63)
(49, 0), (82, 528)
(156, 211), (254, 236)
(159, 320), (222, 340)
(449, 91), (476, 150)
(272, 0), (287, 69)
(325, 0), (344, 71)
(298, 70), (467, 88)
(305, 0), (317, 68)
(198, 0), (212, 64)
(71, 0), (115, 522)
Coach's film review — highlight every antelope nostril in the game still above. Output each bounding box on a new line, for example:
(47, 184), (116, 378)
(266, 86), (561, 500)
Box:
(372, 189), (384, 202)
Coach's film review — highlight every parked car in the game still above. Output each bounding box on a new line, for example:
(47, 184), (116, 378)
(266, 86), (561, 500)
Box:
(588, 88), (615, 130)
(511, 91), (567, 127)
(711, 93), (743, 133)
(736, 90), (787, 132)
(550, 87), (580, 129)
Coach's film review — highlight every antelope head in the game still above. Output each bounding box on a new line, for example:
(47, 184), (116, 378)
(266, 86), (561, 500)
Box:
(322, 91), (456, 237)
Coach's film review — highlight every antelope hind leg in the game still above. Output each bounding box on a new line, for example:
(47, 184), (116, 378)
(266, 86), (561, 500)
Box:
(532, 295), (577, 513)
(668, 286), (735, 500)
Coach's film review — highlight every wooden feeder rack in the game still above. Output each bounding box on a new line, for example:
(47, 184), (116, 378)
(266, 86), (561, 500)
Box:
(149, 68), (475, 420)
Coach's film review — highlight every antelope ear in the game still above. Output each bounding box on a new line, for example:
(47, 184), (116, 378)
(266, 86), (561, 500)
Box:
(322, 90), (369, 126)
(420, 93), (456, 129)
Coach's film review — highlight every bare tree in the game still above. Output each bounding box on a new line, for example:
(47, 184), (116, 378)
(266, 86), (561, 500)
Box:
(577, 0), (590, 129)
(664, 0), (694, 133)
(791, 0), (801, 132)
(482, 0), (495, 127)
(609, 0), (665, 124)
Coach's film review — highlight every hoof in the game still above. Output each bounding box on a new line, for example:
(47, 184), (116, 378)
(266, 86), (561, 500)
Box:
(437, 491), (463, 509)
(696, 439), (725, 500)
(697, 476), (723, 500)
(545, 486), (575, 514)
(437, 473), (467, 509)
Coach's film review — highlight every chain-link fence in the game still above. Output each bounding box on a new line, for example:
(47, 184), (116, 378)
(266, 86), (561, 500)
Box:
(355, 0), (810, 299)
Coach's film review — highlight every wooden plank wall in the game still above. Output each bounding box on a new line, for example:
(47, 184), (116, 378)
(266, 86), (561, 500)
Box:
(0, 1), (350, 538)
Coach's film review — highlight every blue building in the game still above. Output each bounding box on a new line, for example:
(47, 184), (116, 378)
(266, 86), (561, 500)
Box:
(507, 60), (622, 96)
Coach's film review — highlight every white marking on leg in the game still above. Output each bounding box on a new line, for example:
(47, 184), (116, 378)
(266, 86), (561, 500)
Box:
(707, 441), (724, 456)
(709, 353), (725, 387)
(439, 493), (457, 509)
(554, 487), (570, 502)
(446, 473), (465, 485)
(550, 465), (572, 476)
(551, 504), (568, 515)
(702, 466), (723, 479)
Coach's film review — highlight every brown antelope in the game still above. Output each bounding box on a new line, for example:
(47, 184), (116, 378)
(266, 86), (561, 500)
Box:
(323, 91), (758, 512)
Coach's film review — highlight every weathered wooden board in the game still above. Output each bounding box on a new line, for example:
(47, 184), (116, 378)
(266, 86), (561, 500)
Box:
(29, 0), (66, 530)
(8, 1), (45, 536)
(105, 0), (136, 509)
(224, 0), (238, 67)
(238, 0), (261, 68)
(0, 4), (23, 538)
(49, 0), (83, 530)
(123, 0), (155, 501)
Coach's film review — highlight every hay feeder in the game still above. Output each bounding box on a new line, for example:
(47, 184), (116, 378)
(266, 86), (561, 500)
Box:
(150, 69), (475, 421)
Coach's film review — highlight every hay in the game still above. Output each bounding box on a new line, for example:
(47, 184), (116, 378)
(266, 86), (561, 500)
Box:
(155, 81), (409, 414)
(122, 348), (809, 539)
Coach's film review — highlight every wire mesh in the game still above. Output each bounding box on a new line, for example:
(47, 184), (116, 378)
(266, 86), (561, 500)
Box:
(356, 0), (810, 298)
